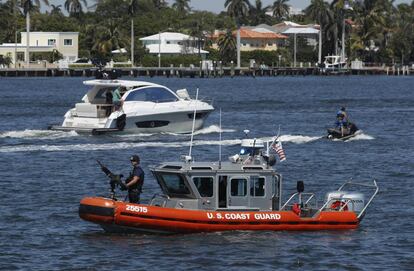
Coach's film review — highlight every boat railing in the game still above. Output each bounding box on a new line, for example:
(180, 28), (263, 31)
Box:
(280, 192), (317, 211)
(337, 179), (379, 220)
(149, 193), (170, 207)
(314, 180), (379, 220)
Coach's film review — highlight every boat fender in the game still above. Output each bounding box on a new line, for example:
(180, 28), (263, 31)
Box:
(116, 114), (127, 131)
(330, 201), (348, 211)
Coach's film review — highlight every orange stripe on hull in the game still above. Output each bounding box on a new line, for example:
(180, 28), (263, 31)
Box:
(79, 197), (359, 233)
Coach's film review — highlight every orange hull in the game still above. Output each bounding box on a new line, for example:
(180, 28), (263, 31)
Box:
(79, 197), (359, 233)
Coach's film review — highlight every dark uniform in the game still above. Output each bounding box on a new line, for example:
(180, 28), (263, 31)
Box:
(126, 164), (145, 203)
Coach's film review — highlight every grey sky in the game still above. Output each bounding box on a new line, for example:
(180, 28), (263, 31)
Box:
(166, 0), (412, 13)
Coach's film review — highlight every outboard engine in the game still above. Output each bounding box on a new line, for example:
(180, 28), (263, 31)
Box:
(325, 191), (365, 213)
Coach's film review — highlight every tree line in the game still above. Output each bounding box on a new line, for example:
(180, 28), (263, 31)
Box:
(0, 0), (413, 67)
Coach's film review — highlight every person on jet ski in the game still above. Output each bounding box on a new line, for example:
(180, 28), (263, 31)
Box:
(337, 107), (349, 123)
(335, 108), (351, 136)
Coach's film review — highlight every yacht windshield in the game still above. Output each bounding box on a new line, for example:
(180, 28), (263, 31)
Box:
(124, 87), (178, 103)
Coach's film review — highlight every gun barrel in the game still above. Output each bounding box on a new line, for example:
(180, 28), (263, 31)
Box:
(96, 160), (112, 176)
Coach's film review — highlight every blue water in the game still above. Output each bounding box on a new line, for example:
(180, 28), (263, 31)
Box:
(0, 76), (413, 270)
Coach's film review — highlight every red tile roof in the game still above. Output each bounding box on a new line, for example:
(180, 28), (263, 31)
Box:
(238, 29), (287, 39)
(210, 29), (287, 39)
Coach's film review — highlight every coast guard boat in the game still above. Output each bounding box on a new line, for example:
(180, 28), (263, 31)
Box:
(50, 80), (214, 134)
(79, 133), (378, 233)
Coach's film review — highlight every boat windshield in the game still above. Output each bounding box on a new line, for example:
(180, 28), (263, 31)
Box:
(157, 172), (194, 198)
(124, 87), (178, 103)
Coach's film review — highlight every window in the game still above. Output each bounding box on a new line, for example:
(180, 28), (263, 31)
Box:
(193, 177), (214, 197)
(64, 39), (73, 46)
(48, 39), (56, 46)
(17, 52), (25, 61)
(125, 87), (177, 103)
(231, 178), (247, 197)
(250, 177), (265, 197)
(159, 173), (191, 196)
(268, 43), (273, 46)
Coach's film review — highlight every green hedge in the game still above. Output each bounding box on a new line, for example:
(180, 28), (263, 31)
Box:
(136, 49), (297, 67)
(68, 64), (94, 68)
(141, 55), (203, 67)
(113, 63), (132, 68)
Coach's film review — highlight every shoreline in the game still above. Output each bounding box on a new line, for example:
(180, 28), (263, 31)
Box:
(0, 66), (412, 77)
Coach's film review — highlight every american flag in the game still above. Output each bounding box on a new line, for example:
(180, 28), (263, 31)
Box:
(272, 140), (286, 162)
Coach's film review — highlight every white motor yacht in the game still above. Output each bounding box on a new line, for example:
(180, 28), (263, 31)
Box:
(50, 79), (214, 134)
(323, 55), (347, 69)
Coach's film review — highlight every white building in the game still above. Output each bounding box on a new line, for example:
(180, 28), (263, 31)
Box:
(0, 32), (79, 66)
(140, 32), (208, 58)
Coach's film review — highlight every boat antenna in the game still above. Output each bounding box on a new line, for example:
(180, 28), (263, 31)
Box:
(219, 108), (222, 169)
(188, 88), (199, 162)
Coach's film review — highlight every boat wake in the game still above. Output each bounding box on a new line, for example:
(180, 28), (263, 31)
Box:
(344, 132), (374, 141)
(165, 125), (236, 136)
(0, 129), (78, 139)
(261, 135), (322, 144)
(0, 132), (374, 153)
(0, 139), (242, 153)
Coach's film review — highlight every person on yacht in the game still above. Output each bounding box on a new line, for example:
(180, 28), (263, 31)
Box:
(112, 87), (123, 111)
(105, 91), (113, 116)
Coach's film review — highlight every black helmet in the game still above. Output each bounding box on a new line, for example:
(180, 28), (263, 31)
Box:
(130, 155), (140, 163)
(341, 107), (346, 111)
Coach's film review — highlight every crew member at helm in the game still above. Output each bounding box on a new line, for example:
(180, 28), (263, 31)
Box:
(121, 155), (145, 203)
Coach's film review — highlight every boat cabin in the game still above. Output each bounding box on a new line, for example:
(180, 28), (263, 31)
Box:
(75, 80), (186, 118)
(150, 139), (282, 211)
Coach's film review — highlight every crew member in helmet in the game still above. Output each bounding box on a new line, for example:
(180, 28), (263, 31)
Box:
(121, 155), (145, 203)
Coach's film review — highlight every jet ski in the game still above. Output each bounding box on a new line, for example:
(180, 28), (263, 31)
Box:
(327, 122), (359, 140)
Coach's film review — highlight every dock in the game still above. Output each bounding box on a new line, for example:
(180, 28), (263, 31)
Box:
(0, 66), (412, 77)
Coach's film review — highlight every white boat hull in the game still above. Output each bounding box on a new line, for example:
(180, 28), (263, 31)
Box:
(59, 110), (212, 134)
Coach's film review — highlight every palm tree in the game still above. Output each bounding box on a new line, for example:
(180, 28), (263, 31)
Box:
(272, 0), (290, 22)
(249, 0), (270, 25)
(64, 0), (87, 17)
(50, 4), (62, 16)
(128, 0), (139, 66)
(305, 0), (331, 63)
(152, 0), (166, 10)
(172, 0), (190, 14)
(217, 30), (237, 63)
(225, 0), (250, 68)
(92, 21), (126, 57)
(21, 0), (49, 67)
